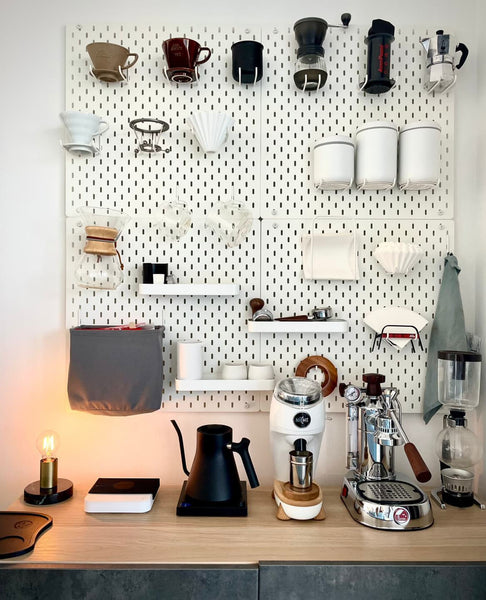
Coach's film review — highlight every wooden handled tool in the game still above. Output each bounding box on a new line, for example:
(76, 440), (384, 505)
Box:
(249, 298), (265, 316)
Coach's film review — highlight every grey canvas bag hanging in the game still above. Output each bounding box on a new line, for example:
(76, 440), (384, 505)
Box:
(68, 326), (164, 416)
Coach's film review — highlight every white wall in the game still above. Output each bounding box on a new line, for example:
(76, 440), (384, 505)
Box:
(0, 0), (482, 507)
(475, 0), (486, 496)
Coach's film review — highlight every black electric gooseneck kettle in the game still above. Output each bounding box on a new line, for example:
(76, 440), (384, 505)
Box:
(171, 420), (259, 503)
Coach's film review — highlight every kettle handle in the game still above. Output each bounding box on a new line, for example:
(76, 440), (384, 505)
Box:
(456, 43), (469, 69)
(171, 420), (190, 476)
(230, 438), (260, 488)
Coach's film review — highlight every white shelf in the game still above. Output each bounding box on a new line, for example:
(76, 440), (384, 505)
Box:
(138, 283), (240, 296)
(175, 377), (275, 392)
(247, 319), (349, 333)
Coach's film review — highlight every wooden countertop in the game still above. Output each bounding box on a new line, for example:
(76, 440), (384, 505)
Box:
(3, 486), (486, 565)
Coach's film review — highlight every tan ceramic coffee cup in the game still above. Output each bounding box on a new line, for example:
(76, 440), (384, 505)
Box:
(86, 42), (139, 81)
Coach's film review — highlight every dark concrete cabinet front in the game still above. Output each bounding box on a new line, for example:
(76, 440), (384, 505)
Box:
(0, 565), (259, 600)
(3, 563), (486, 600)
(259, 562), (486, 600)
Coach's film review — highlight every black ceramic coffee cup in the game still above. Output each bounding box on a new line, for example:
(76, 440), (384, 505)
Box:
(143, 263), (169, 284)
(231, 40), (264, 84)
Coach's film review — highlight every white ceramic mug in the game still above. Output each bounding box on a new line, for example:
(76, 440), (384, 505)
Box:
(248, 363), (274, 380)
(60, 111), (109, 146)
(221, 362), (247, 380)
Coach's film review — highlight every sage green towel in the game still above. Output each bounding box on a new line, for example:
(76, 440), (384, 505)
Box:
(423, 254), (469, 424)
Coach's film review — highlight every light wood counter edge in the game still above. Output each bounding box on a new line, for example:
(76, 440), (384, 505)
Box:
(2, 486), (486, 566)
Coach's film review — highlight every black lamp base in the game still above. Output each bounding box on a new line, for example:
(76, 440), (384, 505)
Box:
(24, 478), (73, 505)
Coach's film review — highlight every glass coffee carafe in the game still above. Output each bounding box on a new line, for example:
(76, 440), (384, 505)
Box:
(75, 207), (130, 290)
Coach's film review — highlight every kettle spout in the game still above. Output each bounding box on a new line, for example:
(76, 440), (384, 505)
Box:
(419, 37), (430, 53)
(171, 420), (191, 476)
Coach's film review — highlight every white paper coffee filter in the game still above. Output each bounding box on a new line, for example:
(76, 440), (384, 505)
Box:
(373, 242), (424, 275)
(188, 111), (234, 153)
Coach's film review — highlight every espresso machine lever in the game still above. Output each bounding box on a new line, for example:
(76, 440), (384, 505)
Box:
(387, 409), (431, 483)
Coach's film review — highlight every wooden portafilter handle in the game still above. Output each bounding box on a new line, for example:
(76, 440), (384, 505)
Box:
(249, 298), (265, 316)
(389, 410), (431, 483)
(404, 443), (432, 483)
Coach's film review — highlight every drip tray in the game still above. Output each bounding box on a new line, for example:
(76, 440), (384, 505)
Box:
(176, 481), (248, 517)
(357, 480), (425, 504)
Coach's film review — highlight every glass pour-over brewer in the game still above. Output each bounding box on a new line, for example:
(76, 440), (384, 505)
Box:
(432, 351), (485, 510)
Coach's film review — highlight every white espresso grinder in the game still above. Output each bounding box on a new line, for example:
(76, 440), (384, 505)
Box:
(269, 377), (327, 520)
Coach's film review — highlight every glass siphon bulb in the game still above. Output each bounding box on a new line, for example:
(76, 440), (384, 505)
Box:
(435, 424), (482, 469)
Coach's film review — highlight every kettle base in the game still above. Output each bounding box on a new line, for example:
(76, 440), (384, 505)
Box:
(175, 481), (248, 517)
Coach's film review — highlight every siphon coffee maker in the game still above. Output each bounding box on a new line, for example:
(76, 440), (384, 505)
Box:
(269, 378), (327, 520)
(432, 351), (485, 510)
(340, 373), (434, 530)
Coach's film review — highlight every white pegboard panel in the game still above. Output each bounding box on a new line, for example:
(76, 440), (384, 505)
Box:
(65, 23), (455, 413)
(65, 23), (262, 218)
(66, 216), (265, 412)
(258, 218), (454, 413)
(261, 26), (453, 220)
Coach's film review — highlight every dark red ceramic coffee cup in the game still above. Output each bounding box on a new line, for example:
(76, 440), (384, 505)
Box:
(162, 37), (211, 70)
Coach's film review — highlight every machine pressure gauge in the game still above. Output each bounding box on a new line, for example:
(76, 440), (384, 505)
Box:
(343, 385), (362, 404)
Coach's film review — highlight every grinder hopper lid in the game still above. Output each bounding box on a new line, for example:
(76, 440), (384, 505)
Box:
(274, 377), (321, 406)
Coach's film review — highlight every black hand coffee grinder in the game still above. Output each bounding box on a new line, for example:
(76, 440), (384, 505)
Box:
(432, 351), (485, 510)
(293, 13), (351, 91)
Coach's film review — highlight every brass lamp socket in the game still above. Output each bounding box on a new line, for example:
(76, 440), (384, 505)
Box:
(40, 457), (58, 490)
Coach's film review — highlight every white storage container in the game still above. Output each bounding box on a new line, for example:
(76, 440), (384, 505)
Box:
(398, 121), (441, 190)
(313, 136), (355, 190)
(177, 340), (203, 380)
(355, 121), (398, 190)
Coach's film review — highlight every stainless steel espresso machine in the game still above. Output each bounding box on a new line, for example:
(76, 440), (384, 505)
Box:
(340, 373), (434, 530)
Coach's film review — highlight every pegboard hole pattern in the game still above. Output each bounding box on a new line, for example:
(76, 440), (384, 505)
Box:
(65, 24), (455, 412)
